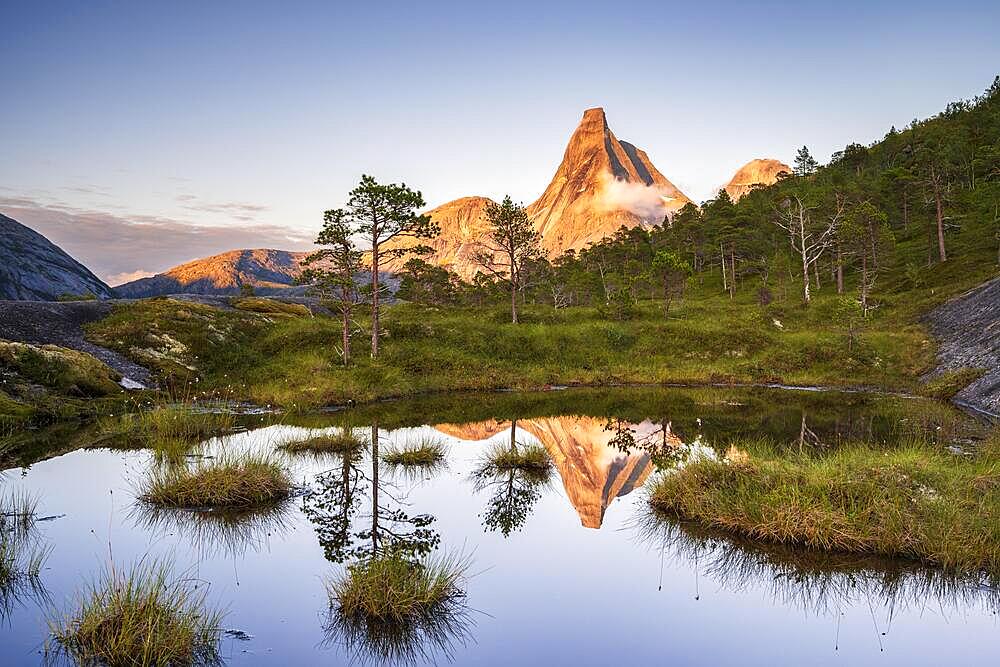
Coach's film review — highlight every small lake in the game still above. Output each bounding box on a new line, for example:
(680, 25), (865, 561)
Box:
(1, 387), (998, 665)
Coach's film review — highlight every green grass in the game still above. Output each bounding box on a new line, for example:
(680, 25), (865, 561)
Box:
(139, 452), (293, 509)
(0, 340), (121, 397)
(279, 429), (367, 455)
(328, 550), (467, 624)
(0, 491), (49, 614)
(324, 551), (472, 664)
(48, 559), (224, 667)
(77, 227), (997, 412)
(481, 442), (551, 472)
(381, 438), (448, 467)
(919, 367), (987, 400)
(648, 430), (1000, 575)
(99, 404), (235, 444)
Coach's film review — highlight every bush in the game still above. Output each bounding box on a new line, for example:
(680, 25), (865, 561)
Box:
(382, 438), (448, 466)
(328, 550), (467, 623)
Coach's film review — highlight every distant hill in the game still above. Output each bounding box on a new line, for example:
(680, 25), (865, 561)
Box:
(114, 248), (309, 297)
(0, 213), (114, 301)
(381, 196), (500, 280)
(724, 158), (791, 202)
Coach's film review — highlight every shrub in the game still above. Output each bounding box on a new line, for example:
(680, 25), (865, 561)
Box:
(0, 341), (121, 397)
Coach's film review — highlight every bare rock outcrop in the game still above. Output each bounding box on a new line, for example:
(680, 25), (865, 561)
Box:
(924, 275), (1000, 416)
(0, 213), (114, 301)
(526, 108), (690, 255)
(724, 158), (791, 202)
(381, 196), (499, 280)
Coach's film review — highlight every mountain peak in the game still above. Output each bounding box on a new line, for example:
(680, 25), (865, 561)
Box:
(526, 108), (690, 253)
(725, 158), (791, 202)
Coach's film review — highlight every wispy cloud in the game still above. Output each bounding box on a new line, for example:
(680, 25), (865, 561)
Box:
(1, 197), (315, 284)
(105, 269), (157, 286)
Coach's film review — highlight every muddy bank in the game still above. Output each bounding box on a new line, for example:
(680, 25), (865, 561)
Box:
(924, 275), (1000, 417)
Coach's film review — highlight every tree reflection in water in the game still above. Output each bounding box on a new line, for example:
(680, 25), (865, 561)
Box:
(471, 422), (553, 538)
(306, 422), (474, 666)
(301, 422), (441, 564)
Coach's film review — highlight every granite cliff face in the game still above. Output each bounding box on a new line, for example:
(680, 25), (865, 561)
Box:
(724, 158), (790, 202)
(114, 249), (309, 297)
(526, 108), (690, 255)
(381, 196), (499, 280)
(388, 108), (692, 277)
(437, 415), (679, 528)
(0, 213), (114, 301)
(924, 275), (1000, 416)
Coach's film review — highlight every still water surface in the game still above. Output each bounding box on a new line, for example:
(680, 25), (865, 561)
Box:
(1, 387), (997, 665)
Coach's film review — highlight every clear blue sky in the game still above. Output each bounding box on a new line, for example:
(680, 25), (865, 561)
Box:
(2, 1), (998, 282)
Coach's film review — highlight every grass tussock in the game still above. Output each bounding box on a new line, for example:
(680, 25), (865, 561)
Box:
(101, 405), (235, 444)
(648, 432), (1000, 575)
(328, 550), (467, 624)
(139, 452), (293, 509)
(381, 438), (448, 467)
(279, 429), (366, 455)
(49, 559), (223, 667)
(483, 442), (551, 472)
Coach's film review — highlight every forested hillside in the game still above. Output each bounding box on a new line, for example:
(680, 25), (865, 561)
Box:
(398, 77), (1000, 317)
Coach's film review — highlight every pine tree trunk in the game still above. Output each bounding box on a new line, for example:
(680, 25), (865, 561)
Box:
(342, 309), (351, 366)
(371, 422), (379, 554)
(799, 214), (811, 304)
(720, 243), (728, 294)
(371, 244), (380, 357)
(510, 269), (518, 324)
(861, 252), (869, 316)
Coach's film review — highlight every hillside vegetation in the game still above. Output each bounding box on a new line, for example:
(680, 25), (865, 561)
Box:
(4, 79), (998, 423)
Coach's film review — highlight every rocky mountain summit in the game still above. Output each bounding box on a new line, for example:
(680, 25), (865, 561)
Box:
(527, 107), (690, 255)
(724, 158), (791, 202)
(114, 248), (309, 297)
(382, 196), (499, 280)
(0, 213), (114, 301)
(387, 107), (691, 277)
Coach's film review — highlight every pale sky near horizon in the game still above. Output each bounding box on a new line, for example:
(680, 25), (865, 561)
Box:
(2, 1), (999, 283)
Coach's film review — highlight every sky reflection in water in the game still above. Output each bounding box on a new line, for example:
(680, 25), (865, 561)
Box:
(0, 387), (997, 666)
